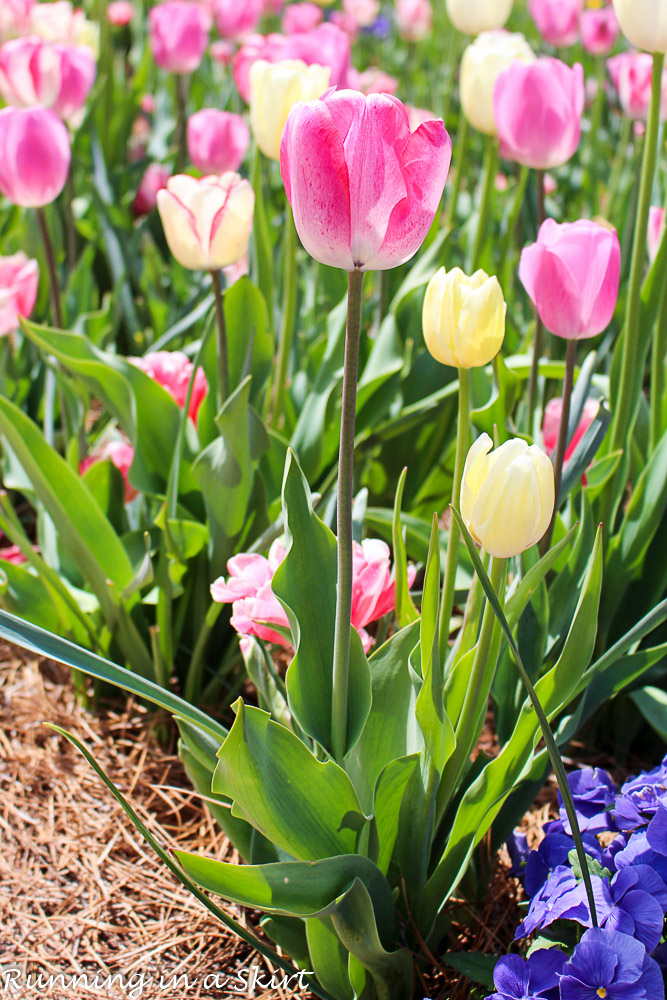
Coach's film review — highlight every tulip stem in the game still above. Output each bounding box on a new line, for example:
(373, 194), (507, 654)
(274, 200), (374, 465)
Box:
(37, 207), (64, 447)
(610, 52), (665, 460)
(470, 135), (497, 270)
(542, 339), (577, 554)
(445, 114), (468, 226)
(174, 73), (188, 172)
(210, 270), (229, 405)
(650, 256), (667, 452)
(438, 366), (470, 665)
(269, 203), (297, 429)
(331, 268), (364, 762)
(525, 169), (546, 437)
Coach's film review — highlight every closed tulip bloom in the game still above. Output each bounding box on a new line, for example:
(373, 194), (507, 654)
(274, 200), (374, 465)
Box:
(423, 266), (506, 368)
(157, 172), (254, 270)
(446, 0), (513, 35)
(280, 89), (451, 271)
(395, 0), (432, 42)
(148, 1), (211, 74)
(215, 0), (263, 39)
(30, 1), (98, 55)
(612, 0), (667, 54)
(132, 162), (171, 217)
(343, 0), (379, 27)
(519, 218), (621, 340)
(250, 58), (331, 160)
(461, 433), (554, 558)
(0, 0), (34, 41)
(528, 0), (583, 48)
(0, 251), (38, 336)
(580, 7), (619, 56)
(107, 1), (133, 26)
(0, 36), (96, 128)
(132, 350), (208, 423)
(543, 396), (599, 470)
(494, 58), (584, 170)
(282, 2), (323, 33)
(0, 105), (70, 205)
(607, 51), (667, 120)
(648, 205), (665, 262)
(349, 65), (398, 95)
(187, 108), (250, 172)
(460, 30), (534, 136)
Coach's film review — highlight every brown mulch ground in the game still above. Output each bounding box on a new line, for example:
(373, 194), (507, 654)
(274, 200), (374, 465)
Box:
(0, 641), (553, 1000)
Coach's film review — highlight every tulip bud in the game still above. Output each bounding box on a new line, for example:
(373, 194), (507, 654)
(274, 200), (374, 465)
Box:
(395, 0), (432, 41)
(0, 251), (38, 336)
(461, 433), (554, 558)
(250, 58), (331, 160)
(607, 51), (667, 121)
(0, 36), (96, 128)
(580, 7), (619, 56)
(612, 0), (667, 55)
(187, 108), (250, 173)
(528, 0), (582, 48)
(157, 172), (254, 271)
(215, 0), (263, 40)
(282, 2), (323, 34)
(460, 30), (534, 136)
(0, 105), (70, 206)
(422, 267), (506, 369)
(446, 0), (513, 35)
(148, 1), (211, 75)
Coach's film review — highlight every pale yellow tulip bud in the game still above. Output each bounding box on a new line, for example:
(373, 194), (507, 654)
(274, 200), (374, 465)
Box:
(460, 31), (535, 135)
(612, 0), (667, 54)
(250, 59), (331, 161)
(460, 434), (555, 558)
(446, 0), (513, 35)
(156, 172), (254, 271)
(422, 266), (506, 369)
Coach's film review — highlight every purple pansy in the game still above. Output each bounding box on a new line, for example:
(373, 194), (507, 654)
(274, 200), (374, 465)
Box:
(560, 928), (664, 1000)
(515, 866), (589, 939)
(486, 948), (567, 1000)
(587, 869), (665, 951)
(524, 832), (604, 899)
(559, 767), (618, 835)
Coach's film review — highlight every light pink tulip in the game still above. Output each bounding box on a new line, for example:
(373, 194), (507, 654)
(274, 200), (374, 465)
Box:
(211, 538), (416, 652)
(0, 0), (34, 41)
(148, 1), (211, 74)
(29, 1), (96, 49)
(209, 39), (234, 64)
(648, 206), (665, 264)
(132, 350), (208, 423)
(187, 108), (249, 173)
(132, 162), (171, 217)
(0, 105), (70, 206)
(0, 251), (37, 336)
(80, 439), (138, 502)
(349, 65), (399, 96)
(528, 0), (582, 47)
(580, 7), (619, 56)
(395, 0), (432, 41)
(214, 0), (262, 39)
(329, 10), (359, 39)
(280, 89), (451, 271)
(342, 0), (378, 28)
(140, 93), (154, 114)
(233, 24), (350, 102)
(0, 36), (96, 127)
(0, 541), (27, 564)
(542, 396), (599, 481)
(607, 51), (667, 122)
(107, 1), (133, 26)
(494, 58), (584, 170)
(282, 2), (322, 34)
(519, 218), (620, 340)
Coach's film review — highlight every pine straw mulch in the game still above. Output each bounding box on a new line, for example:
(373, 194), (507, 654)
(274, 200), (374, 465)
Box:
(0, 640), (620, 1000)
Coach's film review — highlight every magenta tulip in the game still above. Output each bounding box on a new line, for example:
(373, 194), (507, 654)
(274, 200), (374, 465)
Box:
(0, 36), (96, 127)
(107, 1), (133, 26)
(132, 162), (171, 217)
(80, 439), (138, 502)
(0, 251), (38, 336)
(0, 106), (70, 206)
(580, 7), (619, 56)
(528, 0), (582, 47)
(131, 350), (208, 423)
(186, 108), (250, 173)
(282, 2), (322, 34)
(148, 1), (211, 75)
(519, 218), (621, 339)
(494, 58), (584, 170)
(280, 89), (451, 271)
(214, 0), (262, 39)
(543, 396), (599, 468)
(233, 24), (350, 102)
(607, 51), (667, 122)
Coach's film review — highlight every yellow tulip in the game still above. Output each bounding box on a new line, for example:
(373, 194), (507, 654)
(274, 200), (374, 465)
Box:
(460, 434), (554, 558)
(422, 266), (506, 369)
(250, 59), (331, 161)
(446, 0), (513, 35)
(460, 31), (534, 136)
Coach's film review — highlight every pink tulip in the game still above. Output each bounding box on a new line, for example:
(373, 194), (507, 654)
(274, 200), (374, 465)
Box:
(580, 7), (619, 56)
(528, 0), (582, 47)
(607, 51), (667, 122)
(0, 0), (34, 41)
(186, 108), (249, 173)
(280, 89), (451, 271)
(140, 93), (155, 114)
(0, 251), (38, 336)
(342, 0), (378, 28)
(395, 0), (432, 41)
(542, 396), (599, 479)
(519, 218), (620, 340)
(349, 66), (399, 96)
(148, 1), (211, 74)
(214, 0), (262, 39)
(131, 350), (208, 423)
(132, 162), (171, 217)
(233, 24), (350, 102)
(494, 58), (584, 170)
(29, 2), (97, 49)
(648, 206), (665, 264)
(282, 2), (322, 34)
(0, 36), (96, 127)
(0, 105), (70, 206)
(209, 39), (234, 64)
(329, 10), (359, 39)
(0, 541), (27, 564)
(211, 538), (416, 652)
(80, 439), (138, 502)
(107, 0), (133, 25)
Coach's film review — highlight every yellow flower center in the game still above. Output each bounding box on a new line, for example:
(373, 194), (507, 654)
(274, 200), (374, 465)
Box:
(597, 990), (607, 998)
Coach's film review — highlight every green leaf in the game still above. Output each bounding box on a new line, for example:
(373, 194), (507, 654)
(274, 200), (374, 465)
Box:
(568, 850), (611, 882)
(212, 700), (366, 861)
(441, 952), (498, 990)
(306, 919), (355, 1000)
(505, 524), (578, 629)
(251, 148), (274, 332)
(560, 405), (611, 501)
(372, 756), (418, 874)
(470, 354), (518, 439)
(630, 686), (667, 740)
(392, 468), (419, 628)
(0, 561), (63, 634)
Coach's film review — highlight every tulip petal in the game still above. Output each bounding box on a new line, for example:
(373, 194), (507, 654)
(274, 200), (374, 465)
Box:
(156, 188), (209, 270)
(520, 242), (584, 338)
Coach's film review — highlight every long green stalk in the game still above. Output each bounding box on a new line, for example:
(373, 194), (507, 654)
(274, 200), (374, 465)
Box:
(445, 115), (469, 226)
(470, 136), (497, 270)
(36, 207), (63, 447)
(210, 269), (229, 405)
(525, 169), (545, 437)
(269, 203), (297, 428)
(541, 339), (577, 553)
(650, 230), (667, 452)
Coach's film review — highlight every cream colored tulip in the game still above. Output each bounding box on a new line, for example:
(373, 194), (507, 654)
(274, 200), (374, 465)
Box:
(250, 59), (331, 161)
(446, 0), (513, 35)
(156, 173), (254, 271)
(612, 0), (667, 54)
(460, 434), (555, 558)
(460, 31), (534, 135)
(423, 267), (506, 369)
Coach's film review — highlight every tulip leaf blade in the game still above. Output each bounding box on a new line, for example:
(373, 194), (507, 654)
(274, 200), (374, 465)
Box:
(392, 467), (420, 628)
